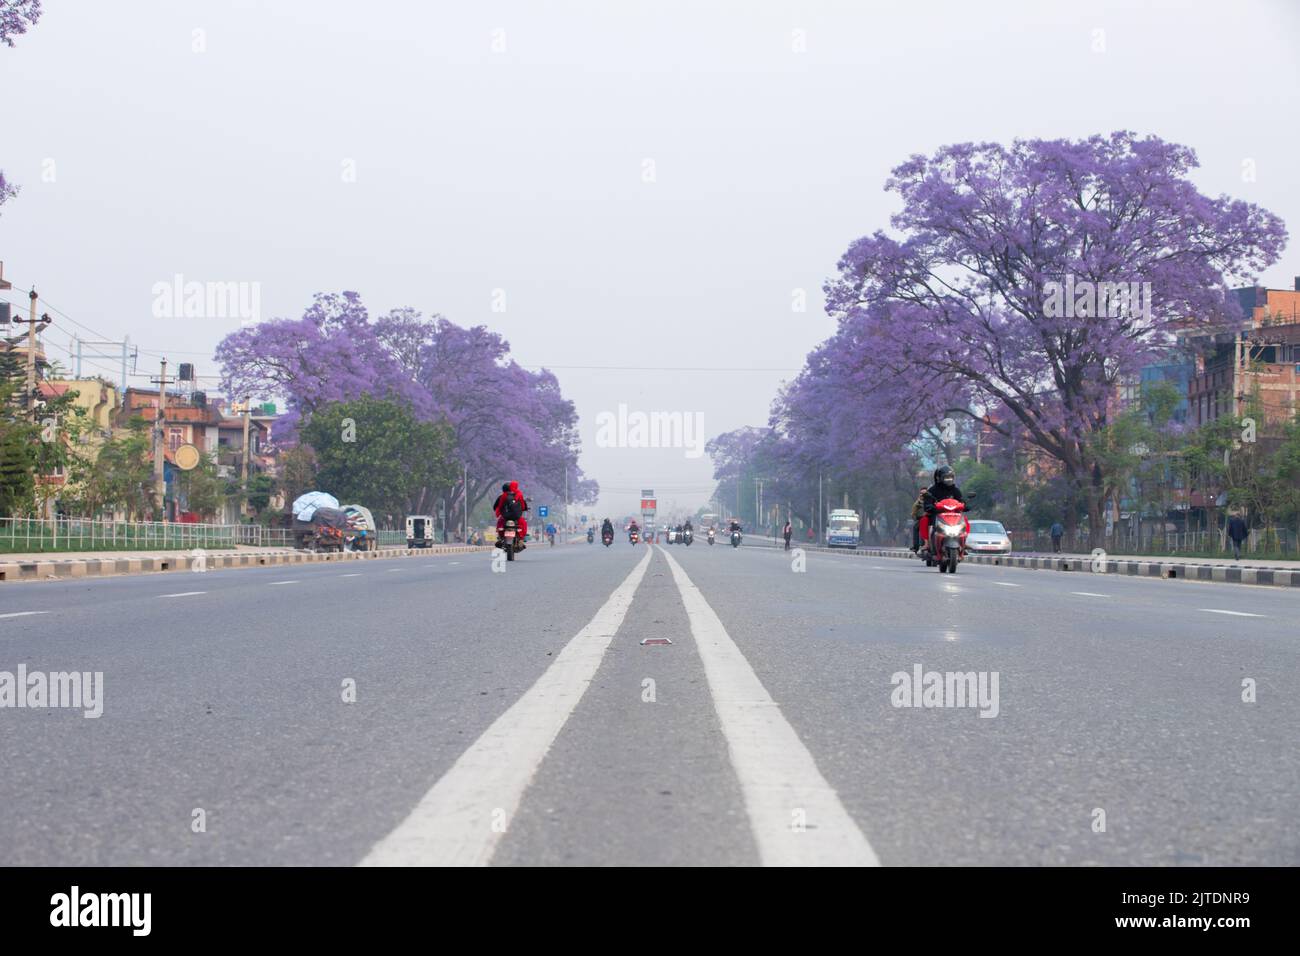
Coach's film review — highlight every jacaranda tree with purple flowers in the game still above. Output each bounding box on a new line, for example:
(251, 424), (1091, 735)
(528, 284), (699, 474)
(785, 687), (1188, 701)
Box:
(819, 132), (1286, 544)
(216, 293), (597, 533)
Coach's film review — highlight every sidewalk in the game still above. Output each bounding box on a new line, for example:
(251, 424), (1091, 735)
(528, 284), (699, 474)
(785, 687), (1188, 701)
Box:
(1043, 549), (1300, 570)
(0, 542), (490, 583)
(739, 535), (1300, 588)
(0, 542), (473, 563)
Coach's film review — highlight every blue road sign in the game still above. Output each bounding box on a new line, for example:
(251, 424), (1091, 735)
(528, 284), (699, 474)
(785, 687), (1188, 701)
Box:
(538, 506), (549, 517)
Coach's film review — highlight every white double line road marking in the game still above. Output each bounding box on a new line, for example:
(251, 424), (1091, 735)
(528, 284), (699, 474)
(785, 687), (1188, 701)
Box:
(657, 546), (879, 867)
(360, 548), (653, 867)
(0, 611), (49, 619)
(1201, 608), (1264, 618)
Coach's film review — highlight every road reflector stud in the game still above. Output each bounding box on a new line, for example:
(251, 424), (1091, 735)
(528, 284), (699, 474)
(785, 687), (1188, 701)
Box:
(640, 638), (673, 646)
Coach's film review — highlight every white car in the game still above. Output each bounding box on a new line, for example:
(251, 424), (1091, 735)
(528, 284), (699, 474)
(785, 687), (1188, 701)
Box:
(965, 520), (1012, 555)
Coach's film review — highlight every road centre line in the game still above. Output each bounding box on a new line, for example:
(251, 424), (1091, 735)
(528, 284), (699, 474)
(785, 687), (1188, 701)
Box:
(657, 545), (880, 867)
(358, 548), (653, 866)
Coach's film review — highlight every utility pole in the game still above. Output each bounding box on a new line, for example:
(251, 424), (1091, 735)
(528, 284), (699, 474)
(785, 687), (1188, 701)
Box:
(16, 290), (51, 416)
(25, 289), (37, 413)
(150, 359), (175, 520)
(1232, 330), (1242, 416)
(239, 397), (252, 482)
(240, 397), (252, 516)
(463, 464), (469, 541)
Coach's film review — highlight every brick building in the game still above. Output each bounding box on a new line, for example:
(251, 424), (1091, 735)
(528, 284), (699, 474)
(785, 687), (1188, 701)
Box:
(1185, 281), (1300, 427)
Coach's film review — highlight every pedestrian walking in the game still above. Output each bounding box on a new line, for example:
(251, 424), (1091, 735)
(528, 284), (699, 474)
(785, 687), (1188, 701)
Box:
(1226, 513), (1248, 561)
(783, 519), (792, 550)
(1050, 521), (1064, 553)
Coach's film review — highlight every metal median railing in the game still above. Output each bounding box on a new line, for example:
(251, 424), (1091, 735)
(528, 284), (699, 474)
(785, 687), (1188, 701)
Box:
(1, 517), (249, 553)
(0, 517), (429, 554)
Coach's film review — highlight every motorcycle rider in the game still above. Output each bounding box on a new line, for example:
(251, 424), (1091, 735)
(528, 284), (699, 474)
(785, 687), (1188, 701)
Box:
(918, 466), (966, 554)
(601, 517), (614, 541)
(910, 486), (927, 552)
(494, 480), (529, 548)
(628, 518), (640, 541)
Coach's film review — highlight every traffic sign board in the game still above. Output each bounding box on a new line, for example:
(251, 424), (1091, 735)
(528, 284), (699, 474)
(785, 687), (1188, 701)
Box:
(538, 506), (549, 517)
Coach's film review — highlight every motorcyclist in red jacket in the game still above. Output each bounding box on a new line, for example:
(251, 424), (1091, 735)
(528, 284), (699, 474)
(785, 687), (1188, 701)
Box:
(494, 480), (529, 544)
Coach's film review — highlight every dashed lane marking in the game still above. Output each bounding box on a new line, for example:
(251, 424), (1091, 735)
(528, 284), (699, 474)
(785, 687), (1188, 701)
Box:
(359, 548), (653, 866)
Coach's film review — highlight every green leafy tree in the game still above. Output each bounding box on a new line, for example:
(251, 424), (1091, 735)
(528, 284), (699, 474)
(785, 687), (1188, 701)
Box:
(0, 352), (36, 515)
(301, 397), (459, 518)
(246, 472), (274, 515)
(75, 420), (154, 520)
(174, 453), (226, 519)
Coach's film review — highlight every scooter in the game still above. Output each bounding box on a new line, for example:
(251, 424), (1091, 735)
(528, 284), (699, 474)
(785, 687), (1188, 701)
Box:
(587, 528), (595, 544)
(629, 529), (640, 545)
(730, 528), (742, 548)
(707, 528), (715, 546)
(683, 527), (693, 546)
(602, 530), (614, 547)
(920, 497), (969, 573)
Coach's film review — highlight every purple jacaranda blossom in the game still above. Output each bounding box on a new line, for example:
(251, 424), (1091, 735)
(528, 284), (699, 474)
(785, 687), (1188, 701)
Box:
(0, 0), (42, 47)
(815, 132), (1286, 543)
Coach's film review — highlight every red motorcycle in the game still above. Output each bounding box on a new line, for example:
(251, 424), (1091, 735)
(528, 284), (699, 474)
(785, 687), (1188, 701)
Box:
(920, 497), (969, 573)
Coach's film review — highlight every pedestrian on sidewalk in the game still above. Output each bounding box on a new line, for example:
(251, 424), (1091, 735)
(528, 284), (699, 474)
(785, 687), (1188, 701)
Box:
(1050, 521), (1064, 553)
(783, 519), (792, 550)
(1227, 513), (1248, 561)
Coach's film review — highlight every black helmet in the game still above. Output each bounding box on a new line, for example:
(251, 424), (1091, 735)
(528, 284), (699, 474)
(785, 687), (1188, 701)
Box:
(501, 482), (511, 494)
(934, 465), (955, 486)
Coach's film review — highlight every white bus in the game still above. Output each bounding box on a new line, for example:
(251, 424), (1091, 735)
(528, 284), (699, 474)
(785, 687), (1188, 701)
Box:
(826, 509), (860, 549)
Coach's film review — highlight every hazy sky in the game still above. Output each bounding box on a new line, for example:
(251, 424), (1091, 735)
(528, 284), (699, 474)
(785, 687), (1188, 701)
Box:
(3, 0), (1298, 519)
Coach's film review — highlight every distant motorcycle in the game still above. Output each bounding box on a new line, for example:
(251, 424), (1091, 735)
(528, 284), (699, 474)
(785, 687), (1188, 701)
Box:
(629, 529), (640, 545)
(587, 528), (595, 544)
(730, 528), (742, 548)
(683, 527), (693, 546)
(602, 529), (614, 547)
(707, 528), (715, 546)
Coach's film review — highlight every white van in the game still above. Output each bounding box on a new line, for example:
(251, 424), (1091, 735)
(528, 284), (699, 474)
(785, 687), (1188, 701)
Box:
(826, 509), (860, 549)
(406, 515), (436, 548)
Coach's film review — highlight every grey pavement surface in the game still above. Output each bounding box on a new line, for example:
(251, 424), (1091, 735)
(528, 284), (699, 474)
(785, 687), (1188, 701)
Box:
(0, 537), (1296, 866)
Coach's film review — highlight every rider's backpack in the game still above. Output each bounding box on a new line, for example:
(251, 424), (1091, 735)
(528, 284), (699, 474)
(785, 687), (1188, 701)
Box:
(499, 494), (523, 522)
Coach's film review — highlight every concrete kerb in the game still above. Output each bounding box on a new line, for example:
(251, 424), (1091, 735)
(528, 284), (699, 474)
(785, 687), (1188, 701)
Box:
(0, 545), (492, 583)
(740, 536), (1300, 589)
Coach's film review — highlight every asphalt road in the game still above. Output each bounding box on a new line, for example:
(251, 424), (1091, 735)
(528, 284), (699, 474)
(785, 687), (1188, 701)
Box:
(1, 538), (1296, 866)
